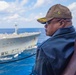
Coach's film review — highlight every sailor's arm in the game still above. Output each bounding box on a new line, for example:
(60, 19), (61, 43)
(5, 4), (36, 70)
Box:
(62, 41), (76, 75)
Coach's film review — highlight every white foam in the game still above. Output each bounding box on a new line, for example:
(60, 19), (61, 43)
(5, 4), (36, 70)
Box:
(0, 57), (12, 60)
(14, 54), (19, 58)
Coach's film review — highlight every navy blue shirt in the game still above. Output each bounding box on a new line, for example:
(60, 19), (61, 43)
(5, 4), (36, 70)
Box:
(32, 26), (76, 75)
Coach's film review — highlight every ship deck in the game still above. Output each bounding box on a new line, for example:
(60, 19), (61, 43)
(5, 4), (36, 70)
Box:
(0, 32), (40, 39)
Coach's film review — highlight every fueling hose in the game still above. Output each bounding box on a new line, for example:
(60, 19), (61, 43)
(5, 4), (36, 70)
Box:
(0, 53), (36, 64)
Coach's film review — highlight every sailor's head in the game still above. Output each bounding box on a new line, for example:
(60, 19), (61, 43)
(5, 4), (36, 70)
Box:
(37, 4), (72, 36)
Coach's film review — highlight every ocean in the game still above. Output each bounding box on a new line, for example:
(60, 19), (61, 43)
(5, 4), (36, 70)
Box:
(0, 28), (49, 75)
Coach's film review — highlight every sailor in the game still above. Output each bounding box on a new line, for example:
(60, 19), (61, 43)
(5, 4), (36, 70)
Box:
(31, 4), (76, 75)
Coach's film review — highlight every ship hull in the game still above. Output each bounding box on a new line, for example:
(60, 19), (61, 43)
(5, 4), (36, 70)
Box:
(0, 32), (40, 57)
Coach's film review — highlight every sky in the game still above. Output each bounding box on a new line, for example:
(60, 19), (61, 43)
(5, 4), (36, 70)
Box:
(0, 0), (76, 28)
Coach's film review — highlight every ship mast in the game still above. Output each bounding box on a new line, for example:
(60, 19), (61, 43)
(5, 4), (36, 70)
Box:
(15, 24), (18, 34)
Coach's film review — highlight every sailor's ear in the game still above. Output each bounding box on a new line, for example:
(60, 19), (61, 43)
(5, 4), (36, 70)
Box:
(60, 21), (62, 25)
(59, 21), (65, 28)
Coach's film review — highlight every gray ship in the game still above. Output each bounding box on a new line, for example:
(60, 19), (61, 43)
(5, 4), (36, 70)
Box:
(0, 25), (40, 57)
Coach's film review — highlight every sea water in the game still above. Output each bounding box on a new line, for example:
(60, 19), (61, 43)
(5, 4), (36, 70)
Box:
(0, 28), (49, 75)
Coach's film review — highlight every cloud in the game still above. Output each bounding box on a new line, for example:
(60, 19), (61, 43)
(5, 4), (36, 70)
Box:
(68, 2), (76, 10)
(68, 2), (76, 27)
(1, 14), (19, 23)
(68, 2), (76, 18)
(20, 0), (28, 6)
(33, 0), (52, 8)
(7, 14), (19, 19)
(18, 13), (44, 22)
(0, 0), (32, 23)
(1, 13), (31, 23)
(34, 0), (44, 8)
(0, 1), (9, 11)
(34, 13), (44, 19)
(2, 1), (27, 16)
(15, 0), (19, 3)
(6, 3), (22, 14)
(0, 0), (53, 28)
(22, 12), (44, 22)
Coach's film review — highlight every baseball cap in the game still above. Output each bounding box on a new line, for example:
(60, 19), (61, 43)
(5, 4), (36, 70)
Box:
(37, 4), (72, 24)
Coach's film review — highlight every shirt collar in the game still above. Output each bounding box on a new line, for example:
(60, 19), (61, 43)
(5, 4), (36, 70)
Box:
(52, 26), (76, 37)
